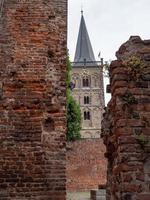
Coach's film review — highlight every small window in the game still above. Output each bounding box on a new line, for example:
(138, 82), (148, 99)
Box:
(87, 96), (90, 104)
(87, 111), (90, 120)
(84, 111), (91, 120)
(86, 78), (89, 87)
(83, 78), (90, 87)
(84, 96), (90, 104)
(83, 79), (86, 87)
(84, 111), (86, 120)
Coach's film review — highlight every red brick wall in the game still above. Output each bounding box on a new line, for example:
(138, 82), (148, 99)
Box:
(66, 139), (107, 191)
(102, 36), (150, 200)
(0, 0), (67, 199)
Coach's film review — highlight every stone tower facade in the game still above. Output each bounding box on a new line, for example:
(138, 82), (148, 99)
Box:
(71, 12), (104, 138)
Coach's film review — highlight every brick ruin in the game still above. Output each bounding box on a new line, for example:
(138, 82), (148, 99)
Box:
(0, 0), (67, 199)
(1, 1), (150, 200)
(102, 36), (150, 200)
(66, 139), (107, 191)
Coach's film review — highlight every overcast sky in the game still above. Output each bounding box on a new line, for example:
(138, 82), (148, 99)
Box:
(67, 0), (150, 103)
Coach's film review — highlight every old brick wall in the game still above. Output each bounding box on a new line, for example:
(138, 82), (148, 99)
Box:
(66, 139), (107, 191)
(102, 36), (150, 200)
(0, 0), (67, 199)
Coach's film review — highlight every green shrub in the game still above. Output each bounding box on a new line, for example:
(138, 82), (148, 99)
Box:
(121, 91), (137, 105)
(136, 133), (149, 149)
(123, 55), (145, 80)
(66, 56), (81, 141)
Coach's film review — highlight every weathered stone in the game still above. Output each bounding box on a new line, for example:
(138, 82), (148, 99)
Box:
(91, 189), (106, 200)
(102, 36), (150, 200)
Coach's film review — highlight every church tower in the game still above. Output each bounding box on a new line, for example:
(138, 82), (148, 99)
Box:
(71, 11), (105, 138)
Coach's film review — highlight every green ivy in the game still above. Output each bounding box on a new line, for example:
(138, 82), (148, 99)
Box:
(66, 55), (81, 141)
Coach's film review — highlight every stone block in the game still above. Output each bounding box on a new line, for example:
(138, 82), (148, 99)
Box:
(91, 189), (106, 200)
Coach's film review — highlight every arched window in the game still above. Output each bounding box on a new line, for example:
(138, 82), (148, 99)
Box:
(83, 77), (90, 87)
(84, 111), (87, 120)
(86, 78), (89, 86)
(84, 96), (90, 104)
(83, 79), (85, 87)
(84, 111), (91, 120)
(87, 111), (90, 120)
(87, 96), (90, 104)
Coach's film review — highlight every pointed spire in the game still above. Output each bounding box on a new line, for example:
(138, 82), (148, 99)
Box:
(74, 12), (96, 64)
(81, 7), (83, 15)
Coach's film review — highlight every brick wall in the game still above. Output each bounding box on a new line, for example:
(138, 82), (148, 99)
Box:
(102, 36), (150, 200)
(66, 139), (107, 191)
(0, 0), (67, 199)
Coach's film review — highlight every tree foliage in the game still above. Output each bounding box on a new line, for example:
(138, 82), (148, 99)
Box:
(66, 56), (81, 141)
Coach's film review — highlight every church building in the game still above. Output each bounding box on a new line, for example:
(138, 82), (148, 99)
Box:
(71, 11), (105, 138)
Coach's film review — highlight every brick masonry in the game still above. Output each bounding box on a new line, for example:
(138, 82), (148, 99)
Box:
(66, 139), (107, 191)
(0, 0), (67, 199)
(102, 36), (150, 200)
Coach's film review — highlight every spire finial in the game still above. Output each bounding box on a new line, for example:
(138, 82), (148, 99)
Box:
(81, 5), (83, 15)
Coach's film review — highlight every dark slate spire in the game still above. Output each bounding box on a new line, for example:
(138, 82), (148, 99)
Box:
(74, 11), (96, 64)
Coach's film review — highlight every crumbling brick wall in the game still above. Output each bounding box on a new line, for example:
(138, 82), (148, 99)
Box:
(102, 36), (150, 200)
(66, 139), (107, 191)
(0, 0), (67, 199)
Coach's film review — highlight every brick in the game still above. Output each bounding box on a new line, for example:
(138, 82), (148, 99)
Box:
(137, 194), (150, 200)
(102, 36), (150, 199)
(0, 0), (67, 199)
(66, 139), (107, 191)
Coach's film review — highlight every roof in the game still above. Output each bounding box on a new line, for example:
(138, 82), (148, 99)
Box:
(73, 12), (97, 67)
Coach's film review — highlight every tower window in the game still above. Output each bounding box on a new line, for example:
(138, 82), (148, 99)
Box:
(83, 78), (90, 87)
(84, 111), (91, 120)
(84, 96), (90, 104)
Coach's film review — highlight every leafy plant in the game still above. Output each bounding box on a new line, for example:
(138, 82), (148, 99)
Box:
(131, 111), (140, 119)
(66, 55), (81, 141)
(67, 95), (81, 141)
(136, 133), (149, 149)
(123, 55), (145, 80)
(121, 91), (137, 105)
(142, 116), (149, 126)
